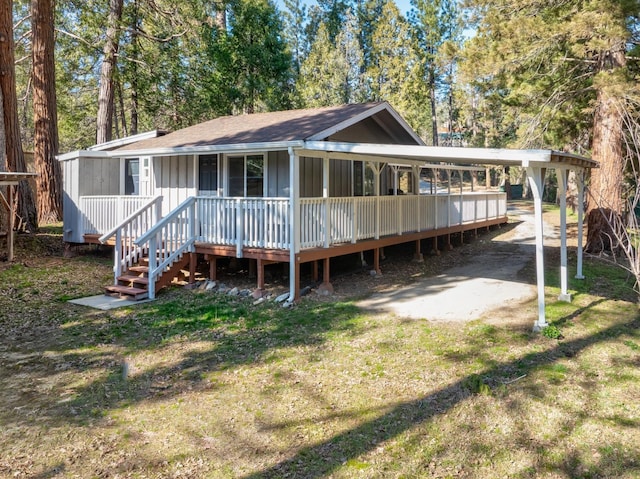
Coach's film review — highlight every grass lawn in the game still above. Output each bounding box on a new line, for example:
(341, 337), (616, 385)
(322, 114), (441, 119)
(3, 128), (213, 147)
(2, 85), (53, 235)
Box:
(1, 217), (639, 478)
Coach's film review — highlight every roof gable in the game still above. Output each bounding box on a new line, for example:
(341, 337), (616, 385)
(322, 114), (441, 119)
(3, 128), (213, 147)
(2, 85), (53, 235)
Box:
(117, 102), (423, 152)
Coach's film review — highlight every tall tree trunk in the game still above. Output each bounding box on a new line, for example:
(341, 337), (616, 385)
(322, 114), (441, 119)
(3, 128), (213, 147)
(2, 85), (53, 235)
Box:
(0, 0), (37, 232)
(96, 0), (123, 144)
(130, 0), (140, 135)
(215, 0), (226, 30)
(586, 46), (626, 253)
(429, 68), (438, 146)
(32, 0), (62, 223)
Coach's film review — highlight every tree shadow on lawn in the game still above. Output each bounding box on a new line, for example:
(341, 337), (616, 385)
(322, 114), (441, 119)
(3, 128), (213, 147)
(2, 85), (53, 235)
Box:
(238, 314), (640, 479)
(11, 292), (367, 426)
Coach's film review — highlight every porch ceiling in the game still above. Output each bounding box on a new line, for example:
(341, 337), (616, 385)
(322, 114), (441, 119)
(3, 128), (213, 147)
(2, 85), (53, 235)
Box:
(301, 141), (597, 170)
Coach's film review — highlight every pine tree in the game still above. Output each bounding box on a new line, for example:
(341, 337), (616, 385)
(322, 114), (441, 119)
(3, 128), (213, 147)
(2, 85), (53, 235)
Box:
(463, 0), (639, 252)
(0, 0), (37, 232)
(299, 22), (352, 106)
(32, 0), (63, 223)
(366, 0), (429, 136)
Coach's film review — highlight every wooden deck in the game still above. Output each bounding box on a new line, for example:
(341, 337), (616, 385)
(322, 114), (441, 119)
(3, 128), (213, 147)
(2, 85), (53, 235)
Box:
(193, 215), (507, 298)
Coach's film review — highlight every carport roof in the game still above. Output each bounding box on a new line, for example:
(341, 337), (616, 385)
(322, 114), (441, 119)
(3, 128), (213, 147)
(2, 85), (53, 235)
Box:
(300, 141), (597, 170)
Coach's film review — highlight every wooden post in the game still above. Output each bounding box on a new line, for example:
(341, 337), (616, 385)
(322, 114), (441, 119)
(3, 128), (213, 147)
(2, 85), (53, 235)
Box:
(207, 255), (217, 281)
(413, 239), (424, 262)
(189, 252), (197, 284)
(316, 257), (334, 295)
(312, 260), (319, 282)
(252, 258), (266, 299)
(7, 185), (14, 262)
(373, 248), (382, 275)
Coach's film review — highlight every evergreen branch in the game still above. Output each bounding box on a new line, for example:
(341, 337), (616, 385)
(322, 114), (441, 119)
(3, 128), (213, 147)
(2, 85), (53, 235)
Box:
(126, 27), (187, 43)
(55, 28), (101, 51)
(13, 14), (31, 31)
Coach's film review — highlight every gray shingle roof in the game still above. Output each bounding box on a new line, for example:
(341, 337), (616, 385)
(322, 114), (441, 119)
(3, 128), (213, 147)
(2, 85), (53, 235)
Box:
(117, 103), (387, 151)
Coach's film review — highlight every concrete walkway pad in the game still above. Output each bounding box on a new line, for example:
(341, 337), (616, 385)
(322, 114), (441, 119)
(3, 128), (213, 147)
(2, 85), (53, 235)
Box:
(69, 294), (153, 310)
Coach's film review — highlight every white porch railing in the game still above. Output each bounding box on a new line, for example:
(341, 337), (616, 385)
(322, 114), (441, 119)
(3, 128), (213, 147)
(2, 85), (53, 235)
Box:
(81, 193), (506, 287)
(98, 196), (162, 281)
(300, 192), (506, 248)
(197, 197), (290, 252)
(80, 195), (155, 236)
(135, 197), (198, 299)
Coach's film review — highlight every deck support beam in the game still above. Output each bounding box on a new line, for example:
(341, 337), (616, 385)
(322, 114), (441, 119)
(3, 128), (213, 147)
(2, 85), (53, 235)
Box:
(373, 248), (382, 275)
(413, 239), (424, 263)
(526, 166), (548, 331)
(189, 253), (197, 284)
(205, 254), (218, 281)
(317, 257), (334, 295)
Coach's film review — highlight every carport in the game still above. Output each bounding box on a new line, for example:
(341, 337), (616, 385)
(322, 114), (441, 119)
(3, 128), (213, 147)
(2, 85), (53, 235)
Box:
(300, 141), (598, 330)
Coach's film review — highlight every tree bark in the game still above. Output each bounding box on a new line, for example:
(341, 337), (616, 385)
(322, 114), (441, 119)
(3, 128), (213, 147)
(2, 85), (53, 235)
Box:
(429, 68), (438, 146)
(586, 46), (626, 253)
(96, 0), (123, 144)
(32, 0), (63, 223)
(0, 0), (37, 232)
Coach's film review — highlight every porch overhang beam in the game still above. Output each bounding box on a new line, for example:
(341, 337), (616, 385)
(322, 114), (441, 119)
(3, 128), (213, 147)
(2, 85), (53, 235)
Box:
(58, 141), (307, 162)
(302, 141), (597, 170)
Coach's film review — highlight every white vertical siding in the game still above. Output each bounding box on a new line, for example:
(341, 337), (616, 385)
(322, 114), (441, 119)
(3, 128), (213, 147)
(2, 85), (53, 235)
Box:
(62, 157), (80, 242)
(154, 155), (197, 215)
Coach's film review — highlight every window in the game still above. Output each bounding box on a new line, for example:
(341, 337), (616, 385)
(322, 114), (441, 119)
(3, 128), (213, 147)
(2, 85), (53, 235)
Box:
(354, 161), (376, 196)
(199, 154), (218, 194)
(228, 154), (264, 197)
(125, 158), (139, 195)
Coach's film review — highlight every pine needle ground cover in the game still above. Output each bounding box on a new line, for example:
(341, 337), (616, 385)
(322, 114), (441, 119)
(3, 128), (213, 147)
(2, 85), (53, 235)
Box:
(1, 220), (639, 478)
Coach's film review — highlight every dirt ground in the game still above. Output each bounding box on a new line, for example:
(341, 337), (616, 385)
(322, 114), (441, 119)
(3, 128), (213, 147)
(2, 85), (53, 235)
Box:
(355, 204), (560, 321)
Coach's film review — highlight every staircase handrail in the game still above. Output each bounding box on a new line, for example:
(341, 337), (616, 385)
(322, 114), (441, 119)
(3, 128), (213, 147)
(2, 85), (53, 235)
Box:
(134, 196), (198, 299)
(134, 196), (196, 246)
(99, 195), (163, 244)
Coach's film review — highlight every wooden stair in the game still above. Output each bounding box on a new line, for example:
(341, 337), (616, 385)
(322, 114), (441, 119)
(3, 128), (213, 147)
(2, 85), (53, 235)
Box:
(104, 252), (192, 301)
(105, 262), (151, 300)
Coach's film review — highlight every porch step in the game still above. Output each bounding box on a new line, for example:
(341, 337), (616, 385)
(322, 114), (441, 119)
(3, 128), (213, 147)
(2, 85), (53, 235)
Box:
(117, 274), (149, 287)
(105, 284), (149, 300)
(125, 265), (149, 275)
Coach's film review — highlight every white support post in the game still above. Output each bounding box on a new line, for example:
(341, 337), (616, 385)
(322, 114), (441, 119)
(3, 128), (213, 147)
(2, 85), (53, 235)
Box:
(114, 229), (122, 282)
(323, 155), (330, 248)
(370, 162), (382, 240)
(434, 169), (439, 229)
(575, 169), (586, 280)
(391, 165), (402, 235)
(189, 200), (197, 251)
(558, 169), (571, 302)
(235, 199), (244, 258)
(288, 147), (300, 302)
(447, 170), (452, 228)
(459, 171), (464, 225)
(527, 166), (548, 331)
(148, 235), (157, 300)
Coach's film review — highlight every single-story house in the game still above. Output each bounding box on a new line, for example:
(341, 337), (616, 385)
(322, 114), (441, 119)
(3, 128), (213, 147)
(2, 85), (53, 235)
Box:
(58, 102), (596, 329)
